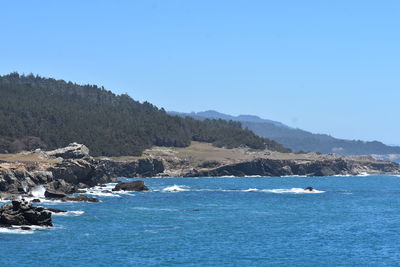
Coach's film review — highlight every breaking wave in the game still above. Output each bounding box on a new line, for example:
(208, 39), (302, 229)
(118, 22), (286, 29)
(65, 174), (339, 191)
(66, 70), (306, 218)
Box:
(51, 210), (85, 216)
(0, 225), (51, 235)
(162, 185), (190, 192)
(82, 183), (135, 197)
(31, 185), (46, 198)
(263, 188), (325, 194)
(242, 188), (259, 192)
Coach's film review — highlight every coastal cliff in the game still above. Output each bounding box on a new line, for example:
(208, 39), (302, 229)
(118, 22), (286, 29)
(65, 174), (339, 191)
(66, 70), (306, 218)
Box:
(0, 142), (399, 201)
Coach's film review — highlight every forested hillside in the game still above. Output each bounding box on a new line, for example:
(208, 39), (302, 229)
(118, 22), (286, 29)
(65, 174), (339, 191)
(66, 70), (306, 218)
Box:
(0, 73), (289, 156)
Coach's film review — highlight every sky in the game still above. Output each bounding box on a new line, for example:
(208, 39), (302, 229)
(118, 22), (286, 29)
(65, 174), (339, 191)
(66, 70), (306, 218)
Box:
(1, 0), (399, 145)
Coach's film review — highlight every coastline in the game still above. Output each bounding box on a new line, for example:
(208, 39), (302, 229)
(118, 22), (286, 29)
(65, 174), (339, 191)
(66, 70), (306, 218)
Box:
(0, 142), (399, 201)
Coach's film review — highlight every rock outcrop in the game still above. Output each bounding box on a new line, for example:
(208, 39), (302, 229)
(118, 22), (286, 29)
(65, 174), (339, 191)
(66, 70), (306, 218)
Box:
(112, 180), (149, 191)
(45, 142), (90, 159)
(43, 190), (99, 202)
(186, 158), (400, 177)
(95, 158), (164, 179)
(0, 200), (52, 227)
(50, 158), (96, 186)
(64, 195), (99, 202)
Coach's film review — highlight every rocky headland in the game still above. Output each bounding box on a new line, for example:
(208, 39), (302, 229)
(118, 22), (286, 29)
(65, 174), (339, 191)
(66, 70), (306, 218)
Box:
(0, 141), (399, 229)
(0, 142), (399, 202)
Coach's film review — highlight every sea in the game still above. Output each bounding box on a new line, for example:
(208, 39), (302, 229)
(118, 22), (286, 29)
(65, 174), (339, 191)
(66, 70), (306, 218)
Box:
(1, 175), (400, 267)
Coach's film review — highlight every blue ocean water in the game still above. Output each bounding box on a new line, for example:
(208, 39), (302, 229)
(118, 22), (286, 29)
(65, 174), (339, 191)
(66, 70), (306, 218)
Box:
(1, 175), (400, 266)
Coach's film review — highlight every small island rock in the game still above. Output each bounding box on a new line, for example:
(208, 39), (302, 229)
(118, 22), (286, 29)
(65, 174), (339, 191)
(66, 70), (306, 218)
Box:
(112, 180), (149, 191)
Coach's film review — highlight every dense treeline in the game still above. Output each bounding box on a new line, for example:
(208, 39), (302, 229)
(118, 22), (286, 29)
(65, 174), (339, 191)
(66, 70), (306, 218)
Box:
(0, 73), (289, 156)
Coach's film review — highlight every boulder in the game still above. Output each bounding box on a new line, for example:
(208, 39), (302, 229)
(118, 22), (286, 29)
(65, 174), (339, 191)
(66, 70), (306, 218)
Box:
(0, 199), (52, 227)
(46, 142), (90, 159)
(112, 180), (149, 191)
(46, 179), (77, 194)
(64, 195), (99, 202)
(44, 190), (67, 199)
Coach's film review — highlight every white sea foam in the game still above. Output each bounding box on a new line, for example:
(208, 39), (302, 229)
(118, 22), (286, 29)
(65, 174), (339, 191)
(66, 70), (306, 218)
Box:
(242, 188), (259, 192)
(0, 227), (35, 234)
(0, 225), (50, 235)
(262, 188), (325, 194)
(357, 172), (370, 177)
(81, 183), (124, 197)
(52, 210), (84, 216)
(162, 185), (190, 192)
(31, 185), (46, 198)
(244, 175), (262, 178)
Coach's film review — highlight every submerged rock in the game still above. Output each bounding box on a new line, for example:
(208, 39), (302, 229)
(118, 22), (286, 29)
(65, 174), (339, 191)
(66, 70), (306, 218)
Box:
(112, 180), (149, 191)
(0, 199), (52, 227)
(64, 195), (99, 202)
(304, 187), (314, 191)
(46, 208), (67, 213)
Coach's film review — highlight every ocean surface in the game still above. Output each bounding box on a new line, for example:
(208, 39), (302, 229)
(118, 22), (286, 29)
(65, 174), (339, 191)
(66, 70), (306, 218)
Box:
(1, 175), (400, 266)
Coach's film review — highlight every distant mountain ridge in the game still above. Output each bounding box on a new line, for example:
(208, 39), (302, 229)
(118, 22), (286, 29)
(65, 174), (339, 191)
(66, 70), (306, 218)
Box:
(170, 110), (288, 127)
(172, 110), (400, 156)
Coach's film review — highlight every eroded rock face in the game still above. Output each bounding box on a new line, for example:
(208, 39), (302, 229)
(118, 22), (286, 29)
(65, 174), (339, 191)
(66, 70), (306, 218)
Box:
(45, 179), (78, 194)
(95, 158), (164, 179)
(0, 200), (52, 227)
(187, 158), (400, 177)
(50, 158), (96, 186)
(0, 168), (39, 194)
(46, 142), (90, 159)
(112, 180), (149, 191)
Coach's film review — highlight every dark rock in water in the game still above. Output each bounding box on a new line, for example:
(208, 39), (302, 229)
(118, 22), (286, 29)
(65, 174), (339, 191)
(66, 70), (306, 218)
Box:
(304, 187), (313, 191)
(20, 226), (32, 230)
(102, 190), (112, 193)
(112, 180), (149, 191)
(46, 179), (78, 194)
(180, 209), (201, 212)
(31, 199), (41, 203)
(46, 208), (67, 213)
(44, 190), (67, 199)
(64, 195), (99, 202)
(0, 199), (52, 227)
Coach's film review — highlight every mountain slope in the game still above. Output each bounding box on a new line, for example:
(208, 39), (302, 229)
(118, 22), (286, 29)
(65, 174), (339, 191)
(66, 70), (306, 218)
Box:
(174, 110), (400, 156)
(0, 73), (289, 156)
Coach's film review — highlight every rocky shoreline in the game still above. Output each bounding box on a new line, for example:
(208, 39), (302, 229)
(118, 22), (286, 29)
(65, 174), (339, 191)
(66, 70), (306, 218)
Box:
(0, 142), (399, 229)
(1, 142), (400, 200)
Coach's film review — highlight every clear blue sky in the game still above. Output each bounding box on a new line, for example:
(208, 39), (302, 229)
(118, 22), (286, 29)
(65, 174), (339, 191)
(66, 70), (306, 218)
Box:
(1, 0), (399, 144)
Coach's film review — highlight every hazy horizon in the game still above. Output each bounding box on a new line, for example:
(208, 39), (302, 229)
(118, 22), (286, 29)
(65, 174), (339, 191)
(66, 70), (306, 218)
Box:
(1, 1), (399, 144)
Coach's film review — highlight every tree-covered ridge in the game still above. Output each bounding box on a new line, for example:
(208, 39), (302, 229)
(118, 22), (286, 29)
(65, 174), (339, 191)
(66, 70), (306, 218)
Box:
(0, 73), (290, 156)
